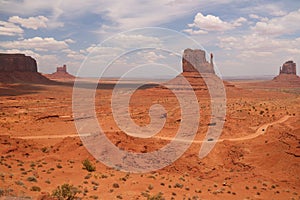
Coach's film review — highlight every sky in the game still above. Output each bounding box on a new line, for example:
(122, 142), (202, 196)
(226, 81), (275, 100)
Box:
(0, 0), (300, 78)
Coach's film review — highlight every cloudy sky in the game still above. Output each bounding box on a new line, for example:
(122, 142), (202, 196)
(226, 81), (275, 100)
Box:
(0, 0), (299, 78)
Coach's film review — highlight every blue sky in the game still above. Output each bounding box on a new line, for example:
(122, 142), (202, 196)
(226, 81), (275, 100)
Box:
(0, 0), (300, 77)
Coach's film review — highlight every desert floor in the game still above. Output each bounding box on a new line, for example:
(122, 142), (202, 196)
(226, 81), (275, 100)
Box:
(0, 77), (299, 200)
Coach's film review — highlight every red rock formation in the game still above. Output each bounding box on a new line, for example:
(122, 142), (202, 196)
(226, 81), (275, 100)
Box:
(161, 48), (234, 91)
(45, 65), (75, 80)
(0, 53), (51, 83)
(0, 53), (37, 72)
(273, 60), (300, 86)
(182, 49), (215, 74)
(56, 65), (67, 73)
(279, 60), (296, 75)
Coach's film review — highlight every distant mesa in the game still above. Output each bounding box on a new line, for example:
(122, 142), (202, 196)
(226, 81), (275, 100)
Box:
(279, 60), (296, 75)
(273, 60), (299, 85)
(0, 53), (51, 83)
(45, 64), (75, 80)
(182, 48), (215, 74)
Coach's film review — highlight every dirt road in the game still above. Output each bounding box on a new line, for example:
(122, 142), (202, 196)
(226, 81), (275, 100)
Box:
(12, 115), (291, 143)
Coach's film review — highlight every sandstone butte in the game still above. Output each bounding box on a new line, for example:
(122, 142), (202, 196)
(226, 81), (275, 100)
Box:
(273, 60), (300, 86)
(45, 64), (75, 80)
(182, 48), (215, 74)
(0, 53), (51, 83)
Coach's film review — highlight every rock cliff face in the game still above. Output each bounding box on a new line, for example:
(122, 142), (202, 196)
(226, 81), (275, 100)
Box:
(279, 60), (296, 75)
(182, 49), (215, 74)
(56, 65), (67, 73)
(273, 60), (299, 86)
(0, 53), (37, 72)
(0, 53), (51, 83)
(160, 48), (232, 91)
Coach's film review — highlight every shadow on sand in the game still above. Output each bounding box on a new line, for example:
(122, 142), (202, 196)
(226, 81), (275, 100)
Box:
(0, 79), (160, 97)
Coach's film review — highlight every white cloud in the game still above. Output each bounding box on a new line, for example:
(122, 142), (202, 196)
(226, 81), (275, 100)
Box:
(220, 34), (294, 51)
(218, 34), (300, 63)
(183, 28), (207, 35)
(0, 1), (229, 32)
(109, 34), (162, 49)
(8, 16), (48, 30)
(0, 49), (40, 59)
(185, 12), (247, 34)
(252, 9), (300, 36)
(0, 37), (69, 52)
(0, 20), (23, 36)
(62, 49), (85, 60)
(136, 51), (166, 63)
(260, 4), (287, 17)
(64, 39), (76, 44)
(249, 14), (260, 19)
(232, 17), (247, 27)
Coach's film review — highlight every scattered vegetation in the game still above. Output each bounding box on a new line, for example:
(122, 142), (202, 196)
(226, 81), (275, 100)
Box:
(147, 192), (165, 200)
(52, 183), (79, 200)
(82, 159), (96, 172)
(41, 147), (49, 153)
(31, 186), (41, 192)
(148, 184), (154, 190)
(174, 183), (183, 189)
(26, 176), (37, 182)
(15, 180), (24, 186)
(84, 173), (92, 179)
(57, 163), (63, 169)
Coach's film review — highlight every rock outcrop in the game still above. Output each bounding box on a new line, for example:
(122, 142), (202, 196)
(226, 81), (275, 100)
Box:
(279, 60), (296, 75)
(160, 48), (231, 91)
(0, 53), (51, 83)
(45, 65), (75, 80)
(182, 49), (215, 74)
(0, 53), (37, 72)
(273, 60), (299, 87)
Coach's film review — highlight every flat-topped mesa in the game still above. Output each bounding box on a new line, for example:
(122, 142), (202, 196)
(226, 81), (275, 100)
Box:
(0, 53), (52, 83)
(0, 53), (37, 72)
(182, 49), (215, 74)
(279, 60), (296, 75)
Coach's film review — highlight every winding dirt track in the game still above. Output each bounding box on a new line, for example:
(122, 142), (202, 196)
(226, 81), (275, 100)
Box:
(13, 115), (291, 143)
(155, 115), (291, 143)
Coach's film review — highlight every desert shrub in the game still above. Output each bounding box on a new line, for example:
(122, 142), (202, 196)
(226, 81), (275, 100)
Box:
(148, 184), (154, 190)
(57, 164), (63, 169)
(41, 147), (49, 153)
(15, 180), (24, 186)
(174, 183), (183, 188)
(147, 192), (165, 200)
(27, 176), (37, 182)
(0, 189), (4, 196)
(84, 173), (92, 179)
(260, 110), (264, 115)
(82, 159), (96, 172)
(31, 186), (41, 192)
(52, 183), (79, 200)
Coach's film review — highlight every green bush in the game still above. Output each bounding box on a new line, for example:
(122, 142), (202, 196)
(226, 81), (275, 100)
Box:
(52, 183), (79, 200)
(82, 159), (96, 172)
